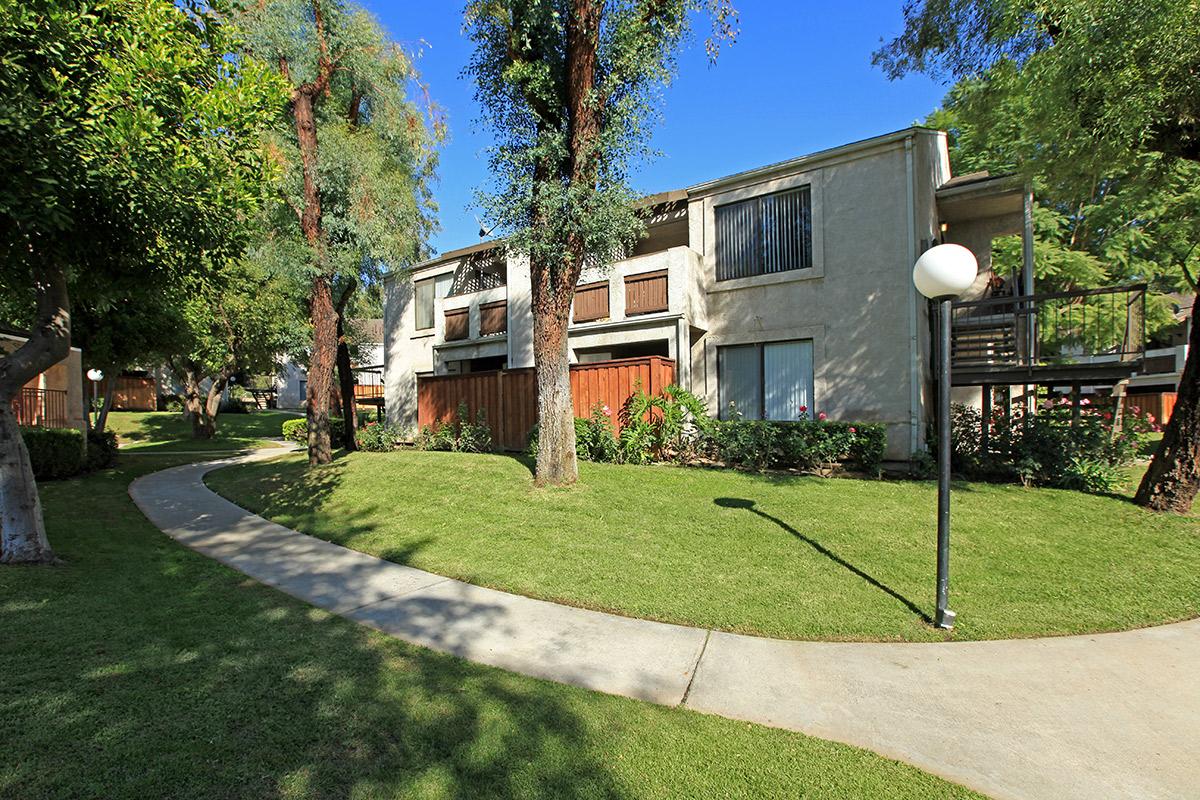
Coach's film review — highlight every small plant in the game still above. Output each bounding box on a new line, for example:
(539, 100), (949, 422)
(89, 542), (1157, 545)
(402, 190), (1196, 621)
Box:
(281, 417), (346, 447)
(355, 421), (402, 452)
(416, 404), (493, 453)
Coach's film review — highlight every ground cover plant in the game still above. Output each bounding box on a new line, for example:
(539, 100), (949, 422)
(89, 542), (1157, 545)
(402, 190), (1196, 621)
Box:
(0, 452), (984, 799)
(209, 448), (1200, 643)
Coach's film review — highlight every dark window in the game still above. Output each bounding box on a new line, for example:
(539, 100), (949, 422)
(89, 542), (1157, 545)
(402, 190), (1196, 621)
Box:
(414, 273), (452, 330)
(715, 186), (812, 281)
(717, 340), (814, 420)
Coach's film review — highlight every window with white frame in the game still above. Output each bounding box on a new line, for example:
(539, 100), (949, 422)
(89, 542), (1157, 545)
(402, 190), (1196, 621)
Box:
(717, 339), (814, 420)
(715, 185), (813, 281)
(414, 273), (453, 330)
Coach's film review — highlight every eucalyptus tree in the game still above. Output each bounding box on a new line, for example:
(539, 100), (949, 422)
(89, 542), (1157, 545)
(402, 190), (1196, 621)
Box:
(237, 0), (441, 465)
(876, 0), (1200, 513)
(0, 0), (282, 563)
(464, 0), (737, 486)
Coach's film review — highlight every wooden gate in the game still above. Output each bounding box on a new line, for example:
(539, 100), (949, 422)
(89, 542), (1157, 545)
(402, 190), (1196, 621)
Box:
(417, 355), (676, 451)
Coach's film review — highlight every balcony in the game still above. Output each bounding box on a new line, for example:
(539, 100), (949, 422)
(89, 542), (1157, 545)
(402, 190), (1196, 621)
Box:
(951, 284), (1146, 385)
(12, 387), (69, 428)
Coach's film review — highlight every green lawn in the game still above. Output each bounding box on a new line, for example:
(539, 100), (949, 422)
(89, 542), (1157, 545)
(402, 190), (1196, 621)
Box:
(208, 450), (1200, 642)
(0, 456), (982, 799)
(108, 409), (296, 452)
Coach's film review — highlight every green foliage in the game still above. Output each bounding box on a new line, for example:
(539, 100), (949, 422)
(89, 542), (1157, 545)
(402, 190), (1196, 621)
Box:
(463, 0), (737, 298)
(20, 427), (83, 481)
(416, 404), (493, 453)
(84, 428), (119, 473)
(354, 421), (403, 452)
(282, 416), (345, 447)
(0, 0), (285, 317)
(948, 401), (1152, 493)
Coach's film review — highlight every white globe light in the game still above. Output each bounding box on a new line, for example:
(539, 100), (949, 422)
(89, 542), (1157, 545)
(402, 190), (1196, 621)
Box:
(912, 243), (979, 300)
(86, 368), (104, 382)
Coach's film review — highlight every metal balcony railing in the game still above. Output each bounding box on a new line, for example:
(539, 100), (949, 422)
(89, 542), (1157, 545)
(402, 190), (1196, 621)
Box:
(951, 284), (1146, 379)
(12, 387), (70, 428)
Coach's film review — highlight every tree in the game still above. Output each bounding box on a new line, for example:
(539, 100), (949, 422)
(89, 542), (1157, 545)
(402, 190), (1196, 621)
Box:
(0, 0), (282, 563)
(237, 0), (441, 465)
(167, 259), (304, 438)
(877, 0), (1200, 513)
(464, 0), (737, 485)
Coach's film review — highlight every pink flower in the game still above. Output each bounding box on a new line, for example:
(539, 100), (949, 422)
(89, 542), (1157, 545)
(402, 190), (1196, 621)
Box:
(1080, 398), (1091, 406)
(1132, 406), (1141, 414)
(1040, 399), (1053, 409)
(1059, 397), (1071, 405)
(817, 412), (827, 421)
(798, 405), (808, 413)
(849, 427), (857, 433)
(1147, 413), (1155, 423)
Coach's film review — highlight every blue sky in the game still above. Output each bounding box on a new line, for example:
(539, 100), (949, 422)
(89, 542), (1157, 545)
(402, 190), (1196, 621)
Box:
(363, 1), (950, 256)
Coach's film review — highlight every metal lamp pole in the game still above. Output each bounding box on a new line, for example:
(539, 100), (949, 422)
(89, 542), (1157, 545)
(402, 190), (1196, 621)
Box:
(934, 297), (955, 629)
(912, 243), (977, 632)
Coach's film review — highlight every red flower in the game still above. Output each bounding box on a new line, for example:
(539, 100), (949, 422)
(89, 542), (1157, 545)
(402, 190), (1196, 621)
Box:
(1102, 412), (1112, 421)
(798, 405), (808, 413)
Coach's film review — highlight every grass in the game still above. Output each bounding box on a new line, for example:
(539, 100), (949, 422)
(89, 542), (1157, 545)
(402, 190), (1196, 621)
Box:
(0, 455), (983, 798)
(107, 409), (296, 453)
(207, 450), (1200, 643)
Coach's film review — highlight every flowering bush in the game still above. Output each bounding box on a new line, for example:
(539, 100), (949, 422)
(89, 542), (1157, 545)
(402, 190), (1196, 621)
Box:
(947, 399), (1154, 493)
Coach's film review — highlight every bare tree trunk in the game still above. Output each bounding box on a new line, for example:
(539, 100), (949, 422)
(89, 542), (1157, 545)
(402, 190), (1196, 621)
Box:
(336, 312), (357, 451)
(1135, 316), (1200, 512)
(531, 261), (578, 485)
(307, 276), (336, 463)
(0, 262), (70, 564)
(176, 366), (212, 439)
(202, 374), (229, 440)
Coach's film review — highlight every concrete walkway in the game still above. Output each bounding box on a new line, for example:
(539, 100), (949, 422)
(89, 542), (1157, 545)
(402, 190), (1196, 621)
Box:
(130, 450), (1200, 800)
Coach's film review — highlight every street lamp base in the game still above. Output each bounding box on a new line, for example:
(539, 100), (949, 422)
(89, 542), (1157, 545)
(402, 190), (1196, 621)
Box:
(935, 608), (956, 630)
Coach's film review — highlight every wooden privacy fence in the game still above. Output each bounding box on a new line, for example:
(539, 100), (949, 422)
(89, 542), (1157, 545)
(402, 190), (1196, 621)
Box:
(1124, 392), (1176, 424)
(96, 374), (156, 411)
(418, 355), (676, 451)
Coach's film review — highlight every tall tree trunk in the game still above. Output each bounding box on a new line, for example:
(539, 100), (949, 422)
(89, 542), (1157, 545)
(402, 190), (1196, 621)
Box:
(94, 380), (115, 433)
(336, 312), (357, 451)
(292, 86), (334, 465)
(203, 374), (229, 440)
(1135, 316), (1200, 512)
(0, 262), (70, 564)
(176, 366), (212, 439)
(531, 258), (578, 486)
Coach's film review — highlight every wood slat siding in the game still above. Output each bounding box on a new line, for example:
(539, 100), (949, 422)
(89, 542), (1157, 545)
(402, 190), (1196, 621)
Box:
(715, 185), (811, 281)
(444, 308), (469, 341)
(624, 270), (668, 316)
(1125, 392), (1176, 424)
(573, 280), (609, 322)
(479, 301), (507, 336)
(97, 375), (156, 411)
(417, 356), (676, 451)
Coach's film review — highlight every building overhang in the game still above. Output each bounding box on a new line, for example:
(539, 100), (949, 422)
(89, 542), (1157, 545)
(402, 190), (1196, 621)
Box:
(936, 173), (1025, 224)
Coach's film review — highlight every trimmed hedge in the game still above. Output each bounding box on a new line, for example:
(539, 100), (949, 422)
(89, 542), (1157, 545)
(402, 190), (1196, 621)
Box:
(281, 417), (345, 447)
(708, 418), (888, 475)
(20, 427), (85, 480)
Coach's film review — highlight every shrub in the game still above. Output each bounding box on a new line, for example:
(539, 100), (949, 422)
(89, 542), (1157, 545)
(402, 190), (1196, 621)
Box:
(416, 404), (493, 453)
(158, 394), (183, 412)
(947, 399), (1150, 492)
(21, 427), (84, 480)
(575, 403), (621, 462)
(355, 421), (403, 452)
(281, 417), (345, 447)
(85, 428), (119, 472)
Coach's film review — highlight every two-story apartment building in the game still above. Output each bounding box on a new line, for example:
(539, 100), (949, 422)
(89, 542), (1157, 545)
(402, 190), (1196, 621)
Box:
(382, 127), (1145, 461)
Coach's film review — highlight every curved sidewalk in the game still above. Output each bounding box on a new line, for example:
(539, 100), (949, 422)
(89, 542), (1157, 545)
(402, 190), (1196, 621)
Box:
(130, 450), (1200, 800)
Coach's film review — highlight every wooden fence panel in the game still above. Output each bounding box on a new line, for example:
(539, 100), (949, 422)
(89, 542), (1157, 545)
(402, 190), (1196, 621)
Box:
(417, 356), (675, 451)
(1125, 392), (1176, 424)
(97, 375), (156, 411)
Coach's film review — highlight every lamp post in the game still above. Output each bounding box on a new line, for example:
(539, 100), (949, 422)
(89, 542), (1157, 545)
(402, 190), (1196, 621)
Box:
(86, 368), (104, 429)
(912, 244), (978, 630)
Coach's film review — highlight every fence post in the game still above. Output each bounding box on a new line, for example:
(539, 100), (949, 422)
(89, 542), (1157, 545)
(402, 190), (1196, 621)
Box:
(496, 370), (506, 450)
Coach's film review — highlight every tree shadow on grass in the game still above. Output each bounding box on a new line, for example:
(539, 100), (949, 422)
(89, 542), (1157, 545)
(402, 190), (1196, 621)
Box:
(0, 458), (630, 799)
(714, 497), (932, 624)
